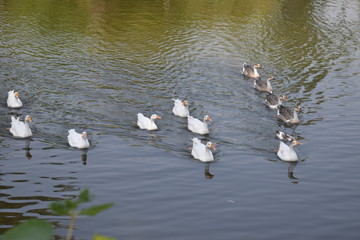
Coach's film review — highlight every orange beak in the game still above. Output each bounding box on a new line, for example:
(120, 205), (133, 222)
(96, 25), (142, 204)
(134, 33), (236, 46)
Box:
(26, 116), (32, 122)
(156, 115), (161, 119)
(15, 92), (19, 98)
(182, 101), (188, 106)
(206, 116), (212, 121)
(295, 141), (302, 145)
(282, 95), (287, 101)
(210, 144), (216, 150)
(82, 132), (87, 139)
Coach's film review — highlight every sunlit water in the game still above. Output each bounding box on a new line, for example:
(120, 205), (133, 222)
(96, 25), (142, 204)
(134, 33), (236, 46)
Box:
(1, 0), (360, 239)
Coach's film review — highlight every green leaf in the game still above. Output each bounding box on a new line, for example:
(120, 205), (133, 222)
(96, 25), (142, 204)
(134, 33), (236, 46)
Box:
(0, 219), (53, 240)
(49, 198), (77, 215)
(76, 189), (92, 204)
(49, 201), (68, 215)
(93, 234), (117, 240)
(79, 203), (114, 216)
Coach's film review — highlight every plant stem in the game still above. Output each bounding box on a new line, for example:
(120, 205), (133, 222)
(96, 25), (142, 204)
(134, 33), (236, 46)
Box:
(66, 213), (76, 240)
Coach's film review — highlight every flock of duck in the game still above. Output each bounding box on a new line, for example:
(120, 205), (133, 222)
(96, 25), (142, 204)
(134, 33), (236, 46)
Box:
(134, 62), (304, 163)
(6, 90), (90, 149)
(6, 63), (302, 162)
(242, 62), (303, 161)
(137, 99), (215, 162)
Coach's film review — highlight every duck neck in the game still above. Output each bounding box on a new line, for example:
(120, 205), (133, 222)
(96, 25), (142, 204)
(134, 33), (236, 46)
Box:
(267, 79), (272, 89)
(293, 109), (299, 121)
(289, 144), (297, 155)
(203, 120), (208, 128)
(150, 119), (156, 127)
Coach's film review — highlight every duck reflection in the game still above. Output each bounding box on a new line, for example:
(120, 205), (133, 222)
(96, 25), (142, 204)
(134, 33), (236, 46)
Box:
(24, 138), (32, 160)
(204, 163), (214, 179)
(81, 149), (88, 165)
(287, 161), (299, 184)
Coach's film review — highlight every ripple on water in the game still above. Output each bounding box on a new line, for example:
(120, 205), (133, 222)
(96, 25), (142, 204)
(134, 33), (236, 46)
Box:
(1, 0), (360, 239)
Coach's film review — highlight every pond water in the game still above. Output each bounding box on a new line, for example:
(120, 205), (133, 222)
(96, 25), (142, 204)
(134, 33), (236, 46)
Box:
(1, 0), (360, 239)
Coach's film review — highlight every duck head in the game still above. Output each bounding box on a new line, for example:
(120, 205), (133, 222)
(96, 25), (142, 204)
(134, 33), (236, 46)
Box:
(204, 115), (212, 121)
(25, 115), (32, 122)
(206, 142), (216, 150)
(291, 140), (302, 147)
(82, 132), (87, 139)
(295, 106), (303, 112)
(150, 114), (161, 120)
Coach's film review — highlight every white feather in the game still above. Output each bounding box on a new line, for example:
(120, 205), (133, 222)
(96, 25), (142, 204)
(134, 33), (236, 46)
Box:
(67, 129), (90, 149)
(7, 90), (23, 108)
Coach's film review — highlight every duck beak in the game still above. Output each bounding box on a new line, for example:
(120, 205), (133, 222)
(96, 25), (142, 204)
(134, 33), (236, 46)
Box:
(207, 116), (212, 121)
(282, 95), (287, 101)
(295, 141), (302, 145)
(15, 92), (19, 98)
(210, 144), (216, 150)
(26, 116), (32, 122)
(156, 115), (161, 119)
(82, 132), (87, 139)
(182, 101), (188, 106)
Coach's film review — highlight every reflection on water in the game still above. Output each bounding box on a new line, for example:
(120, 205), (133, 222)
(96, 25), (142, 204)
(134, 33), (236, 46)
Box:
(0, 0), (359, 239)
(204, 163), (214, 180)
(81, 149), (88, 165)
(287, 161), (299, 183)
(24, 138), (32, 160)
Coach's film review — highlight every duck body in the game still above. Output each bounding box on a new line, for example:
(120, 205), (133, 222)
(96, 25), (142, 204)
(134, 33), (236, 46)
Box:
(191, 138), (216, 162)
(172, 99), (189, 117)
(187, 115), (211, 135)
(277, 105), (301, 124)
(264, 93), (286, 109)
(254, 76), (273, 92)
(242, 63), (261, 78)
(67, 129), (90, 149)
(137, 113), (161, 130)
(68, 129), (90, 149)
(7, 90), (23, 108)
(10, 115), (32, 138)
(277, 140), (302, 161)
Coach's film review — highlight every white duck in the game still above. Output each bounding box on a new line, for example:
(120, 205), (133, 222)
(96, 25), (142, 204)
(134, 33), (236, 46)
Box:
(187, 115), (211, 135)
(9, 115), (32, 138)
(172, 99), (189, 117)
(137, 113), (161, 130)
(276, 130), (295, 142)
(67, 129), (90, 149)
(242, 63), (262, 78)
(7, 90), (23, 108)
(191, 138), (216, 162)
(277, 140), (302, 161)
(264, 92), (287, 109)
